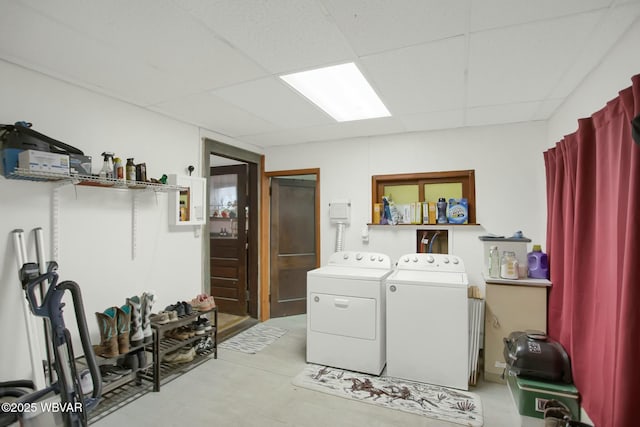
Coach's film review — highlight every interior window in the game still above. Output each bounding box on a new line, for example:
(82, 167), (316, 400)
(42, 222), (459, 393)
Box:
(372, 170), (476, 224)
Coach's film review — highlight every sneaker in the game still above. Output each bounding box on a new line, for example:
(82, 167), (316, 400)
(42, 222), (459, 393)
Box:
(191, 294), (216, 312)
(164, 347), (195, 364)
(179, 301), (193, 315)
(99, 364), (130, 382)
(167, 310), (179, 322)
(150, 311), (170, 325)
(166, 328), (190, 340)
(197, 316), (212, 331)
(193, 322), (206, 336)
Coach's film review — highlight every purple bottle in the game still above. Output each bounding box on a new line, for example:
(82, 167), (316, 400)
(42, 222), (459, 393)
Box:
(528, 245), (549, 279)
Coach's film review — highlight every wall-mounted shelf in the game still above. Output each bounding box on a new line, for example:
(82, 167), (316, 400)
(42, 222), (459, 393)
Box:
(367, 223), (481, 228)
(7, 168), (184, 192)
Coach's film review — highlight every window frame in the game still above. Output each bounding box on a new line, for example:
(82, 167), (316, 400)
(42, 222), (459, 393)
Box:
(371, 170), (476, 224)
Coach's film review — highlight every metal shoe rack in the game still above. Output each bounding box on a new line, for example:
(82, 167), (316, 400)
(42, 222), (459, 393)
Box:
(75, 342), (155, 424)
(151, 306), (217, 392)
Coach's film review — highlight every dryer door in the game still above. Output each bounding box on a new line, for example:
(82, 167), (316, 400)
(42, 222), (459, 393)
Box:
(309, 292), (376, 340)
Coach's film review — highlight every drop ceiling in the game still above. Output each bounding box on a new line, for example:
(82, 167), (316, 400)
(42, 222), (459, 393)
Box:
(1, 0), (638, 148)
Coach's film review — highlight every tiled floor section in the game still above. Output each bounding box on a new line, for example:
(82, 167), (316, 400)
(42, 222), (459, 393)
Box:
(94, 314), (524, 426)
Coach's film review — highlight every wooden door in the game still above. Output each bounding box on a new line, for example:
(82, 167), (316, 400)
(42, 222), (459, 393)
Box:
(269, 177), (317, 317)
(210, 165), (247, 316)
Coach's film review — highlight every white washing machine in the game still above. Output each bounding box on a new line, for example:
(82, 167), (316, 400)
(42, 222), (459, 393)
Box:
(306, 251), (393, 375)
(386, 253), (470, 390)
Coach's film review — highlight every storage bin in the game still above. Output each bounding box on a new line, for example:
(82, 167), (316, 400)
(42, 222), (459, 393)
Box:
(507, 369), (580, 421)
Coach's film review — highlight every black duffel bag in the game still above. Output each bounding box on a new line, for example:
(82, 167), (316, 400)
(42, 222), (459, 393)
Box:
(503, 330), (573, 384)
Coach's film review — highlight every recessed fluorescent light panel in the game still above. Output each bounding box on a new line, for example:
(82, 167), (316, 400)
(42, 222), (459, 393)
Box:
(280, 62), (391, 122)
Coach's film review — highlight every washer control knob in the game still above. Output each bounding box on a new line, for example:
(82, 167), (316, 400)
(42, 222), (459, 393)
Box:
(452, 257), (459, 264)
(412, 257), (418, 263)
(343, 253), (349, 260)
(378, 256), (385, 262)
(403, 257), (410, 263)
(443, 257), (450, 264)
(370, 255), (376, 261)
(356, 253), (363, 260)
(389, 285), (397, 293)
(314, 296), (319, 302)
(427, 255), (435, 263)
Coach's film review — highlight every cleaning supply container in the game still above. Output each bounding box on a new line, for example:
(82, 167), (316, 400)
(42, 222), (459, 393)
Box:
(528, 245), (549, 279)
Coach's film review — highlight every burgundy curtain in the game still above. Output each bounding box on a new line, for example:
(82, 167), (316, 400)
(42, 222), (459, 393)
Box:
(544, 75), (640, 427)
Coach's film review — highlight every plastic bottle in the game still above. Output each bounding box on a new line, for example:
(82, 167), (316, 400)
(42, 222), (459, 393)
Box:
(528, 245), (549, 279)
(500, 251), (519, 279)
(489, 245), (500, 278)
(114, 157), (124, 181)
(436, 198), (448, 224)
(126, 158), (136, 182)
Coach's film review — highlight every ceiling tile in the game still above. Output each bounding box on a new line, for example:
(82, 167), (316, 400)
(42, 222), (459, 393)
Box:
(212, 77), (335, 128)
(531, 99), (564, 121)
(548, 2), (640, 99)
(470, 0), (611, 32)
(322, 0), (468, 55)
(242, 116), (406, 146)
(173, 0), (354, 74)
(14, 0), (267, 97)
(465, 101), (541, 126)
(151, 92), (279, 137)
(399, 110), (464, 132)
(361, 36), (467, 115)
(467, 10), (604, 107)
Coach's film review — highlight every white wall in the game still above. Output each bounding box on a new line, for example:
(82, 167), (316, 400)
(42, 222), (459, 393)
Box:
(548, 19), (640, 145)
(264, 121), (549, 290)
(0, 60), (205, 381)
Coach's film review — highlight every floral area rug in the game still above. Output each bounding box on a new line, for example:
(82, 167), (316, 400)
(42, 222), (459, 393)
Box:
(292, 364), (483, 426)
(218, 324), (288, 354)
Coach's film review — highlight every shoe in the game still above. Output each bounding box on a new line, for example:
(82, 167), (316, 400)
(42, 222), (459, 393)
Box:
(115, 305), (131, 354)
(195, 337), (214, 355)
(120, 353), (139, 372)
(93, 308), (119, 358)
(191, 294), (216, 312)
(150, 311), (171, 325)
(196, 316), (212, 331)
(137, 349), (147, 369)
(168, 310), (179, 322)
(166, 328), (190, 340)
(126, 295), (144, 346)
(164, 347), (195, 364)
(181, 301), (193, 315)
(166, 302), (185, 317)
(544, 400), (572, 427)
(193, 322), (206, 336)
(141, 291), (156, 344)
(99, 364), (130, 382)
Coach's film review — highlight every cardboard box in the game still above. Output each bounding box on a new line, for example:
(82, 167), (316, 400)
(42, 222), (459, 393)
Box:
(373, 203), (381, 224)
(18, 150), (69, 174)
(507, 370), (580, 421)
(69, 154), (92, 175)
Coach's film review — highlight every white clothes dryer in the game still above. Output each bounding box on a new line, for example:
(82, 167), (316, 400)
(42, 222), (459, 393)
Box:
(306, 251), (393, 375)
(386, 253), (470, 390)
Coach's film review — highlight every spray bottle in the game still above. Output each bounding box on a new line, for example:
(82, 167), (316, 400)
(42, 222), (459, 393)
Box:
(99, 152), (114, 179)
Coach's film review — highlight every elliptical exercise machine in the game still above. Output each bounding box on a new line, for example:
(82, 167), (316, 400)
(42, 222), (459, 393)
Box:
(0, 228), (101, 427)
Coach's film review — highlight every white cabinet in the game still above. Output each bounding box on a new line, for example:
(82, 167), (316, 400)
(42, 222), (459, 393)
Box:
(168, 174), (206, 226)
(483, 280), (549, 383)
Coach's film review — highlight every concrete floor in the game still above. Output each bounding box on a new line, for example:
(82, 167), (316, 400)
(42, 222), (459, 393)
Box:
(94, 314), (524, 426)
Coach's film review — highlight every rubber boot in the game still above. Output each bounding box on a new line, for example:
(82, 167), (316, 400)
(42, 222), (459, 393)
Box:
(116, 305), (131, 354)
(127, 296), (144, 347)
(93, 308), (118, 358)
(141, 291), (155, 344)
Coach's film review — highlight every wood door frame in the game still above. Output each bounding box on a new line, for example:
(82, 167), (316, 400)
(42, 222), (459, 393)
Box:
(203, 139), (261, 319)
(260, 165), (320, 321)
